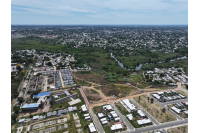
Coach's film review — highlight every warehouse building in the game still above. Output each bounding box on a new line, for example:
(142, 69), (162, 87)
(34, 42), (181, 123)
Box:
(21, 103), (40, 111)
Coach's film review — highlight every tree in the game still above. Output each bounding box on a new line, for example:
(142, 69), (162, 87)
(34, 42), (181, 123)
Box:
(11, 114), (18, 122)
(139, 96), (141, 101)
(151, 98), (154, 103)
(17, 97), (24, 104)
(162, 108), (166, 113)
(47, 62), (52, 66)
(16, 64), (22, 72)
(148, 97), (149, 102)
(33, 97), (39, 102)
(13, 106), (20, 114)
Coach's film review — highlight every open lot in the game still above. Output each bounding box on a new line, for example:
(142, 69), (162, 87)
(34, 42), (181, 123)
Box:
(74, 71), (107, 84)
(133, 95), (176, 123)
(95, 84), (138, 98)
(167, 125), (188, 133)
(83, 88), (102, 103)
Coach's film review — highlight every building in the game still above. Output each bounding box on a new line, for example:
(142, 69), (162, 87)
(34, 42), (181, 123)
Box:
(111, 124), (123, 131)
(33, 91), (51, 98)
(21, 103), (40, 111)
(18, 119), (25, 124)
(137, 119), (151, 126)
(137, 110), (145, 117)
(126, 114), (133, 121)
(81, 105), (88, 112)
(88, 123), (97, 133)
(122, 99), (136, 112)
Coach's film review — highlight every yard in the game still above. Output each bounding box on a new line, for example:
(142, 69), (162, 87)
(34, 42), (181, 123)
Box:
(133, 95), (177, 123)
(167, 125), (188, 133)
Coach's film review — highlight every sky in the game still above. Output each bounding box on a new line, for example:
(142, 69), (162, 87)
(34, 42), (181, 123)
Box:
(11, 0), (188, 25)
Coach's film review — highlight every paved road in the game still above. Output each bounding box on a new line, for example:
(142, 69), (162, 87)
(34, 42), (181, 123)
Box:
(59, 70), (65, 88)
(130, 99), (160, 125)
(89, 108), (104, 133)
(43, 77), (48, 92)
(126, 119), (188, 133)
(111, 103), (134, 131)
(160, 99), (188, 106)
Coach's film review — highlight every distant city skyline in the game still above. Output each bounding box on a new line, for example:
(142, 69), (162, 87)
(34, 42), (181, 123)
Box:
(11, 0), (188, 25)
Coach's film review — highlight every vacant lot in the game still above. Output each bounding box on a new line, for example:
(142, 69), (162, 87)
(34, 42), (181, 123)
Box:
(176, 90), (188, 97)
(167, 125), (188, 133)
(75, 71), (107, 84)
(133, 95), (176, 123)
(95, 84), (138, 98)
(83, 88), (101, 103)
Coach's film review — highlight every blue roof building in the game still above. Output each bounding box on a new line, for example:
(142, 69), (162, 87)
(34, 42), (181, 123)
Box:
(21, 103), (40, 111)
(33, 91), (51, 98)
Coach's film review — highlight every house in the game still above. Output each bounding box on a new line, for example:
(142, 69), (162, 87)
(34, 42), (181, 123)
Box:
(126, 114), (133, 121)
(81, 105), (88, 112)
(18, 119), (25, 124)
(114, 117), (120, 122)
(102, 105), (113, 111)
(88, 123), (97, 133)
(100, 118), (108, 125)
(97, 113), (105, 118)
(137, 110), (145, 117)
(111, 124), (123, 131)
(171, 106), (181, 114)
(33, 115), (39, 120)
(122, 99), (136, 112)
(110, 111), (118, 118)
(137, 119), (151, 125)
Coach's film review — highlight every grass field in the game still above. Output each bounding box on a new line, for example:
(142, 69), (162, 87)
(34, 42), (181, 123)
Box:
(133, 95), (176, 123)
(95, 84), (138, 98)
(167, 125), (188, 133)
(74, 78), (92, 86)
(83, 88), (101, 102)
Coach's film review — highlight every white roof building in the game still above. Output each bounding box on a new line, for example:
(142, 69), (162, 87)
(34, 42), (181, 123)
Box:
(122, 99), (136, 111)
(126, 114), (133, 121)
(97, 113), (104, 118)
(111, 124), (123, 131)
(88, 123), (97, 133)
(137, 110), (145, 117)
(81, 104), (88, 112)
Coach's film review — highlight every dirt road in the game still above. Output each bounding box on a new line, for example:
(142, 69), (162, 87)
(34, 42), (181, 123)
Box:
(80, 82), (182, 109)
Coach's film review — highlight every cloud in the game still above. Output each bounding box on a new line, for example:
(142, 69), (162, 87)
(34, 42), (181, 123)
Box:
(11, 0), (188, 24)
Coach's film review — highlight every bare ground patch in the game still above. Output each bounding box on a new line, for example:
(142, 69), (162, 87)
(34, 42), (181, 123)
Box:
(83, 88), (102, 103)
(167, 125), (188, 133)
(95, 84), (138, 98)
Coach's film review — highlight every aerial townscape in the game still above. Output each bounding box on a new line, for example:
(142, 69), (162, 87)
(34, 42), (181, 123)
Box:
(11, 25), (188, 133)
(10, 0), (189, 132)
